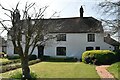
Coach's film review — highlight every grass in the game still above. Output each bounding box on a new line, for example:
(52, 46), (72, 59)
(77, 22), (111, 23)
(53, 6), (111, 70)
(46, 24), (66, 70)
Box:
(0, 62), (100, 78)
(107, 62), (120, 80)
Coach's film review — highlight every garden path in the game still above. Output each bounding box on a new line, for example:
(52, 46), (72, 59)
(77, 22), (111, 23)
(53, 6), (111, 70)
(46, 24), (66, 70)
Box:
(96, 65), (116, 80)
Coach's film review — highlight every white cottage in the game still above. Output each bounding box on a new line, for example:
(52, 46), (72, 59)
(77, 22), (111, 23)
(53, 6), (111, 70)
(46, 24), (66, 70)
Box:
(7, 6), (119, 59)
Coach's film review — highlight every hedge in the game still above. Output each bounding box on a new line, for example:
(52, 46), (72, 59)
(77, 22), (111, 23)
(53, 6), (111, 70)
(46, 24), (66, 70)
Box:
(0, 59), (20, 66)
(82, 50), (117, 65)
(29, 55), (37, 60)
(40, 56), (78, 62)
(0, 52), (5, 55)
(7, 56), (20, 60)
(114, 50), (120, 61)
(1, 59), (41, 73)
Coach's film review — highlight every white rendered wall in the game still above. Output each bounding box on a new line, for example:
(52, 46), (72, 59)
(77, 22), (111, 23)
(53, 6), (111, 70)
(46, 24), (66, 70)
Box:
(7, 35), (38, 57)
(44, 33), (114, 59)
(7, 33), (114, 59)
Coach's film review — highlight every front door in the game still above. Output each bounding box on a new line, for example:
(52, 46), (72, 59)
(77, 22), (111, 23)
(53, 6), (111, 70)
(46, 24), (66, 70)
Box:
(38, 46), (44, 58)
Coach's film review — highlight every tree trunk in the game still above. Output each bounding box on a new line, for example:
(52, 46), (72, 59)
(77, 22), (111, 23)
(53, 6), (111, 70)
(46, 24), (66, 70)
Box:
(21, 57), (32, 79)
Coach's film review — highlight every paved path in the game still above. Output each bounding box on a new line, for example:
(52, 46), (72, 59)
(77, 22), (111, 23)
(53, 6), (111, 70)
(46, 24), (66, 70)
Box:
(96, 65), (116, 80)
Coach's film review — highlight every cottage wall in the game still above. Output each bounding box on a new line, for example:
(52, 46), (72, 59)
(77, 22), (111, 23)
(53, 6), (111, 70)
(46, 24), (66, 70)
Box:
(44, 33), (114, 59)
(7, 32), (114, 59)
(7, 35), (38, 56)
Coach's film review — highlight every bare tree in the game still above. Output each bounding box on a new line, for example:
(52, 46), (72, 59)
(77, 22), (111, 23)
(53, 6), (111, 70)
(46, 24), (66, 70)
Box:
(98, 1), (120, 34)
(0, 2), (61, 79)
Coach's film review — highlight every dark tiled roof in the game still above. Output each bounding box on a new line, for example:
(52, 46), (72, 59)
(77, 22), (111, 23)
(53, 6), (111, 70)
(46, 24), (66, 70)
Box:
(39, 17), (103, 33)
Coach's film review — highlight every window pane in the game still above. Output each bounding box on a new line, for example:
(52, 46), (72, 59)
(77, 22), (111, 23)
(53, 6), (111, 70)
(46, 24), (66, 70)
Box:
(57, 47), (66, 56)
(88, 34), (95, 42)
(57, 34), (66, 41)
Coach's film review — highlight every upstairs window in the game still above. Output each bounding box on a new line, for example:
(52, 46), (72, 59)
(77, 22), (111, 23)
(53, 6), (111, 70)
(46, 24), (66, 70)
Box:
(57, 34), (66, 41)
(88, 34), (95, 42)
(56, 47), (66, 56)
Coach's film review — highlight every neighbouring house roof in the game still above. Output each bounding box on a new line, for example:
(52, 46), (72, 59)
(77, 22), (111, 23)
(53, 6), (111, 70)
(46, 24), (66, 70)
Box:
(41, 17), (103, 33)
(104, 34), (120, 46)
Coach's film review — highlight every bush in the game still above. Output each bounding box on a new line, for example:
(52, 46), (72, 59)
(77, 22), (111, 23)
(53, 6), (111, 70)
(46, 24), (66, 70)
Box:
(8, 56), (20, 60)
(40, 55), (49, 60)
(29, 55), (37, 60)
(0, 52), (5, 54)
(29, 59), (41, 65)
(41, 56), (77, 62)
(82, 50), (117, 65)
(1, 59), (20, 66)
(114, 49), (120, 61)
(10, 71), (37, 80)
(1, 59), (40, 73)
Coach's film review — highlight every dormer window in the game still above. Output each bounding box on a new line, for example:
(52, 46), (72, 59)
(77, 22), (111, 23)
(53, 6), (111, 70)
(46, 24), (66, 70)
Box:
(88, 34), (95, 42)
(57, 34), (66, 41)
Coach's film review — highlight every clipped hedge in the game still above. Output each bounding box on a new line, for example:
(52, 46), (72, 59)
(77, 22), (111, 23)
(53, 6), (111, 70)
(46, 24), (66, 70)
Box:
(0, 52), (5, 55)
(1, 59), (41, 73)
(0, 59), (20, 66)
(41, 56), (77, 62)
(114, 50), (120, 61)
(7, 56), (20, 60)
(29, 55), (37, 60)
(82, 50), (117, 65)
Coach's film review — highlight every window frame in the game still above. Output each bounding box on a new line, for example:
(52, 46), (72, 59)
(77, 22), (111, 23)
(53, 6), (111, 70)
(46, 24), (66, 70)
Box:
(57, 34), (66, 41)
(88, 34), (95, 42)
(56, 47), (66, 56)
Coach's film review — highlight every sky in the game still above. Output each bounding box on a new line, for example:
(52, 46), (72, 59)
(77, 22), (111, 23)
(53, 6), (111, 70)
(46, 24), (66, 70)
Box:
(0, 0), (118, 38)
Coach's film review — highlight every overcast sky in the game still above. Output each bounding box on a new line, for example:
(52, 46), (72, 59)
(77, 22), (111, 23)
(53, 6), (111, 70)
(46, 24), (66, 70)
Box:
(0, 0), (117, 38)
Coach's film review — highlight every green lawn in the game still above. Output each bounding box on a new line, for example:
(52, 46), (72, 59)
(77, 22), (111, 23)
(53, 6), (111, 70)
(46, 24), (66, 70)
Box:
(1, 62), (100, 78)
(107, 62), (120, 80)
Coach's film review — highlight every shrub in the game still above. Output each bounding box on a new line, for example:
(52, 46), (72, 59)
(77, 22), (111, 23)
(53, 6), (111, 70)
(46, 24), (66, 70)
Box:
(41, 56), (77, 62)
(1, 59), (20, 66)
(40, 55), (50, 61)
(10, 71), (37, 80)
(0, 52), (5, 54)
(29, 55), (37, 60)
(82, 50), (117, 65)
(1, 59), (40, 73)
(8, 56), (20, 60)
(114, 49), (120, 61)
(29, 59), (41, 65)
